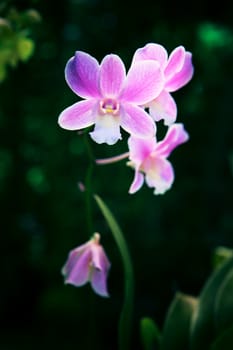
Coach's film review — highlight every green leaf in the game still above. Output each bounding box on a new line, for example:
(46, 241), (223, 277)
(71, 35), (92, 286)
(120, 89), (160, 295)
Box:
(190, 255), (233, 350)
(17, 36), (35, 61)
(140, 317), (161, 350)
(161, 292), (198, 350)
(213, 246), (233, 270)
(210, 324), (233, 350)
(94, 194), (134, 350)
(0, 63), (7, 81)
(214, 268), (233, 332)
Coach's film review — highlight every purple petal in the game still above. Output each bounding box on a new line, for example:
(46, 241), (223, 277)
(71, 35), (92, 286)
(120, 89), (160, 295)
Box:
(148, 91), (177, 126)
(65, 51), (101, 99)
(129, 170), (144, 194)
(144, 158), (174, 195)
(164, 46), (185, 80)
(90, 245), (111, 297)
(132, 43), (168, 69)
(62, 248), (91, 287)
(165, 52), (194, 92)
(91, 269), (110, 297)
(121, 104), (156, 139)
(91, 244), (111, 271)
(89, 115), (121, 145)
(58, 100), (96, 130)
(128, 136), (156, 166)
(120, 60), (164, 105)
(99, 54), (126, 97)
(155, 123), (189, 157)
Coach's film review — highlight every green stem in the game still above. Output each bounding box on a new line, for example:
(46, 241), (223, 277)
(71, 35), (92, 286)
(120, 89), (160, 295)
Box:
(94, 194), (134, 350)
(85, 162), (94, 235)
(83, 135), (95, 350)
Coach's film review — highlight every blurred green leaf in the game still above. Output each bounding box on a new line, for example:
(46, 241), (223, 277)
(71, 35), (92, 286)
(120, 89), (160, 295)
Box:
(0, 7), (40, 81)
(210, 324), (233, 350)
(214, 268), (233, 332)
(0, 63), (6, 81)
(17, 35), (35, 61)
(140, 317), (161, 350)
(161, 292), (197, 350)
(213, 246), (233, 270)
(190, 256), (233, 350)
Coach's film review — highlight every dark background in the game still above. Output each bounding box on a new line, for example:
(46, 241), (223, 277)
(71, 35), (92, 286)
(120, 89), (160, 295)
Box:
(0, 0), (233, 349)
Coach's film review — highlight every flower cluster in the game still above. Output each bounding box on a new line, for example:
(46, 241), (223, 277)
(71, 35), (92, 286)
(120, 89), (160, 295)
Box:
(59, 43), (193, 296)
(58, 42), (193, 195)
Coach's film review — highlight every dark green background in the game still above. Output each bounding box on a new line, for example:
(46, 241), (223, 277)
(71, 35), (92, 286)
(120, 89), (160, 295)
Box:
(0, 0), (233, 348)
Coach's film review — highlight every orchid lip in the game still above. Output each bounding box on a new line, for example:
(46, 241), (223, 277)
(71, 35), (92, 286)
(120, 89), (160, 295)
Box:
(99, 98), (120, 115)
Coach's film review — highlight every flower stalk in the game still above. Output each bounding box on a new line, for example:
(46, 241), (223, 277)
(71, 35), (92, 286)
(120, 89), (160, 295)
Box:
(94, 194), (134, 350)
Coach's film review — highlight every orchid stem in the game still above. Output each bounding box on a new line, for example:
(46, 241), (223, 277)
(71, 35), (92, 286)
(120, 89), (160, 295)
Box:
(83, 135), (96, 350)
(94, 194), (134, 350)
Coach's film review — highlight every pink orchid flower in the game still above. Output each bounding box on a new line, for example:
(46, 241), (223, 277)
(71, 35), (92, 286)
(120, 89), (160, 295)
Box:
(62, 233), (110, 297)
(128, 123), (189, 194)
(58, 51), (164, 145)
(132, 43), (194, 126)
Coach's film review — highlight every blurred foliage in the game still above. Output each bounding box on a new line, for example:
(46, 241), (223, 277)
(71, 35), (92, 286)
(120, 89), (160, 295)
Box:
(140, 317), (161, 350)
(0, 5), (41, 81)
(141, 251), (233, 350)
(0, 0), (232, 349)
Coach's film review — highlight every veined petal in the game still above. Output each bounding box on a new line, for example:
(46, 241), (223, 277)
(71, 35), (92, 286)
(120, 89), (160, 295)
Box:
(99, 54), (126, 97)
(148, 91), (177, 126)
(120, 60), (164, 105)
(155, 123), (189, 157)
(164, 46), (185, 80)
(128, 136), (156, 166)
(145, 157), (174, 195)
(63, 248), (91, 287)
(165, 52), (194, 92)
(58, 100), (96, 130)
(65, 51), (101, 99)
(129, 170), (144, 194)
(89, 114), (121, 145)
(121, 104), (156, 139)
(132, 43), (168, 70)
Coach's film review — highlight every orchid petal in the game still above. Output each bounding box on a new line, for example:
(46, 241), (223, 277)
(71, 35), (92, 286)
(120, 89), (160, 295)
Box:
(129, 170), (144, 194)
(148, 91), (177, 126)
(63, 248), (91, 287)
(132, 43), (168, 70)
(91, 268), (110, 297)
(89, 115), (121, 145)
(121, 104), (156, 139)
(128, 136), (156, 166)
(91, 245), (111, 271)
(58, 100), (96, 130)
(156, 123), (189, 157)
(99, 54), (126, 97)
(121, 60), (164, 105)
(145, 158), (174, 195)
(164, 46), (185, 80)
(90, 244), (110, 297)
(65, 51), (101, 99)
(165, 52), (194, 92)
